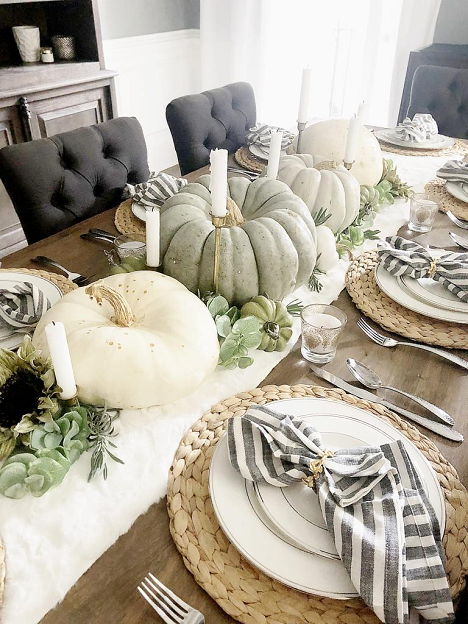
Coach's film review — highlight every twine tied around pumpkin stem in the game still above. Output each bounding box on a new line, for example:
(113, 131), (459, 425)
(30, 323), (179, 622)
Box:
(85, 281), (136, 327)
(302, 450), (335, 488)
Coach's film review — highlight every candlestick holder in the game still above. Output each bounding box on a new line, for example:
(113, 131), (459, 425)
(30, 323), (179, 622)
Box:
(211, 214), (226, 294)
(296, 121), (307, 154)
(343, 161), (354, 171)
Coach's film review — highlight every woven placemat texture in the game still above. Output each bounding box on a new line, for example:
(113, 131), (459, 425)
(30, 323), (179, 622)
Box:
(345, 251), (468, 349)
(426, 178), (468, 220)
(167, 383), (468, 624)
(234, 147), (265, 173)
(0, 267), (76, 295)
(115, 199), (145, 237)
(376, 137), (468, 157)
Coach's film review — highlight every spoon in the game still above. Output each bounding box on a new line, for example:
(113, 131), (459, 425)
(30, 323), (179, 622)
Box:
(346, 358), (455, 427)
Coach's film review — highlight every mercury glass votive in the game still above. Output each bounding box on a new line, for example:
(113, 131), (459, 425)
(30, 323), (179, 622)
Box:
(114, 234), (146, 260)
(301, 304), (347, 363)
(408, 193), (438, 233)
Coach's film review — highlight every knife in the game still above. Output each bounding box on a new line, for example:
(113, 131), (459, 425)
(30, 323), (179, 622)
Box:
(310, 365), (463, 442)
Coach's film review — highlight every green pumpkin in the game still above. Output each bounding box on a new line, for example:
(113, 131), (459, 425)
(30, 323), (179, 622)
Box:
(241, 295), (293, 352)
(160, 175), (317, 305)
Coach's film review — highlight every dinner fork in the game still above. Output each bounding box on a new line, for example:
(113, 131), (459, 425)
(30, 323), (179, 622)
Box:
(357, 317), (468, 370)
(446, 211), (468, 230)
(137, 573), (204, 623)
(31, 256), (90, 286)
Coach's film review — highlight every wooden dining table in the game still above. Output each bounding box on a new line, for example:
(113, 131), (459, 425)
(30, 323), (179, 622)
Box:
(2, 163), (468, 623)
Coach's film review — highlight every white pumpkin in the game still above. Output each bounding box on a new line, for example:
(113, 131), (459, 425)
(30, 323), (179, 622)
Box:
(315, 225), (340, 272)
(277, 154), (360, 234)
(299, 119), (383, 186)
(32, 272), (219, 409)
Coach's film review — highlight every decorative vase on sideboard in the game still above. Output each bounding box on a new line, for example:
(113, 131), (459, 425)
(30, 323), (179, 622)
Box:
(12, 26), (40, 63)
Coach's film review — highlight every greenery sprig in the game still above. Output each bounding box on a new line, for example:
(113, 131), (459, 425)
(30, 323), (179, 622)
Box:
(87, 405), (124, 481)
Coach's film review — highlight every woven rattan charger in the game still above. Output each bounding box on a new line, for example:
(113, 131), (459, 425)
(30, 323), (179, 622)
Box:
(167, 383), (468, 624)
(377, 137), (468, 158)
(0, 267), (75, 605)
(426, 178), (468, 221)
(345, 251), (468, 349)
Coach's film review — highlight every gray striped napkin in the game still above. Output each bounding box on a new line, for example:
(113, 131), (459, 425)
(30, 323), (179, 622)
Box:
(436, 160), (468, 183)
(245, 123), (295, 153)
(379, 236), (468, 303)
(227, 406), (454, 624)
(127, 172), (187, 209)
(0, 282), (51, 330)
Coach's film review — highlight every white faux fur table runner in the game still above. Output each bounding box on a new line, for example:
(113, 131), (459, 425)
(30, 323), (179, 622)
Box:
(0, 150), (454, 623)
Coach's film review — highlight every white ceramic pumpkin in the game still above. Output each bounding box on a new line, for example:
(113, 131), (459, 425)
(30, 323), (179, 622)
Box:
(32, 272), (219, 409)
(299, 119), (383, 186)
(276, 154), (360, 233)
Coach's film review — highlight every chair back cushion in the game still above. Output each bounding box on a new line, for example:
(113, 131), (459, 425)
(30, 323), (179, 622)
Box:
(166, 82), (256, 175)
(0, 117), (150, 243)
(406, 65), (468, 139)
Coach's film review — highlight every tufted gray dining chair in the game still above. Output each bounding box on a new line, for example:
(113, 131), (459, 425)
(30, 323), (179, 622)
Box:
(405, 65), (468, 139)
(166, 82), (256, 175)
(0, 117), (150, 244)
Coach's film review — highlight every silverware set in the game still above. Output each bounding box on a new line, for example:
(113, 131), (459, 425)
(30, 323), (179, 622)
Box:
(31, 256), (91, 285)
(138, 573), (204, 623)
(227, 166), (260, 181)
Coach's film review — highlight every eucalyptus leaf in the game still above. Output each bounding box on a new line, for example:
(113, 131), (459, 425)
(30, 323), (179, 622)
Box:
(219, 337), (240, 362)
(207, 295), (229, 318)
(238, 357), (254, 369)
(226, 306), (240, 324)
(231, 315), (261, 336)
(241, 332), (262, 350)
(216, 315), (232, 338)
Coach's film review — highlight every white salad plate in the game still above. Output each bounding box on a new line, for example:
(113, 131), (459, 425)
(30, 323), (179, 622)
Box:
(376, 260), (468, 324)
(209, 397), (444, 598)
(400, 274), (468, 313)
(131, 201), (147, 222)
(446, 181), (468, 204)
(248, 144), (288, 161)
(374, 129), (454, 150)
(0, 273), (62, 349)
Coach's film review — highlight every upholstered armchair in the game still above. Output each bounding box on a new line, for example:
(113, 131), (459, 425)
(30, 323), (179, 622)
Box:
(0, 117), (150, 244)
(166, 82), (256, 175)
(405, 65), (468, 139)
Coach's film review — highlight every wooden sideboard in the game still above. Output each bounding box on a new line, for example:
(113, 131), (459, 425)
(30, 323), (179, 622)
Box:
(0, 0), (117, 257)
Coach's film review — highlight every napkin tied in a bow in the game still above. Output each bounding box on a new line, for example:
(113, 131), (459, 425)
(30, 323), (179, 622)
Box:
(127, 172), (187, 209)
(0, 282), (51, 330)
(245, 123), (295, 152)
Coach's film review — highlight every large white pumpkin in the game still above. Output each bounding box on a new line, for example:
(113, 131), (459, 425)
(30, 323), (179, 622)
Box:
(277, 154), (360, 233)
(299, 119), (383, 186)
(33, 272), (219, 409)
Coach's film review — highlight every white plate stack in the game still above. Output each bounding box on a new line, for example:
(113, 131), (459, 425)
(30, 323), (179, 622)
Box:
(209, 397), (445, 598)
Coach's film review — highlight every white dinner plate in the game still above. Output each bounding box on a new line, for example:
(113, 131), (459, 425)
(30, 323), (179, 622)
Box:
(0, 273), (62, 349)
(446, 181), (468, 204)
(375, 261), (468, 324)
(209, 397), (444, 598)
(248, 144), (288, 161)
(131, 201), (147, 222)
(374, 129), (454, 150)
(400, 274), (468, 313)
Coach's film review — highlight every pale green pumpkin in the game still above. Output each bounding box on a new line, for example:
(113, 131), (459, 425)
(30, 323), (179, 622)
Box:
(160, 175), (317, 305)
(241, 295), (293, 352)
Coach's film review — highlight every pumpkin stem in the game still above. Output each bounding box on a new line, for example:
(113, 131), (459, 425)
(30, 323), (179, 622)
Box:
(314, 160), (339, 171)
(85, 281), (136, 327)
(264, 321), (280, 340)
(224, 197), (245, 227)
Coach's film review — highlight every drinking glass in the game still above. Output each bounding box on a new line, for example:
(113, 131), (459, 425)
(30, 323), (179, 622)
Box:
(301, 304), (347, 364)
(114, 234), (146, 260)
(408, 193), (438, 233)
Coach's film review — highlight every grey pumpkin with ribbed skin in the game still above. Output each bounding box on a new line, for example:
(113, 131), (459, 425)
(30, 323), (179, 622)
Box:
(160, 175), (317, 305)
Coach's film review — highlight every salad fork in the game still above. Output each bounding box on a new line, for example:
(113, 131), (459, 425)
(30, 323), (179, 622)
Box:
(357, 317), (468, 370)
(446, 211), (468, 230)
(137, 573), (205, 623)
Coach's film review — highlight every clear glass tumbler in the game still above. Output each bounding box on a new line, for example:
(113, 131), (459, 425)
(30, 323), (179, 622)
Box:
(301, 304), (347, 364)
(408, 193), (438, 233)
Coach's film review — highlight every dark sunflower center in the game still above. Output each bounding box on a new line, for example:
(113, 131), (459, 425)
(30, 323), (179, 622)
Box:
(0, 370), (44, 428)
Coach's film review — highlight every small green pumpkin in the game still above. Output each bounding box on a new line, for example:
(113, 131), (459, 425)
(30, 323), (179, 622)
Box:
(241, 295), (293, 352)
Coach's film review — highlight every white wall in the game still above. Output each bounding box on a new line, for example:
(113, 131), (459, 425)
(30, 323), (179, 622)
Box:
(103, 29), (201, 172)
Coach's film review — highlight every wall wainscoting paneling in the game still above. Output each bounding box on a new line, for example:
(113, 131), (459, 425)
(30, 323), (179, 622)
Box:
(103, 29), (201, 173)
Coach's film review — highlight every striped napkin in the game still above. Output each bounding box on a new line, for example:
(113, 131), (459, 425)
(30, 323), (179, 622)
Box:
(245, 123), (295, 153)
(127, 172), (187, 209)
(394, 114), (438, 143)
(0, 282), (51, 330)
(378, 236), (468, 303)
(436, 160), (468, 183)
(228, 406), (454, 624)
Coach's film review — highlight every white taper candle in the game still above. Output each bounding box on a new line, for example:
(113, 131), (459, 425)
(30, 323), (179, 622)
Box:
(145, 208), (160, 267)
(266, 131), (283, 179)
(45, 321), (77, 400)
(209, 149), (228, 217)
(297, 67), (313, 124)
(357, 100), (367, 124)
(344, 115), (361, 165)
